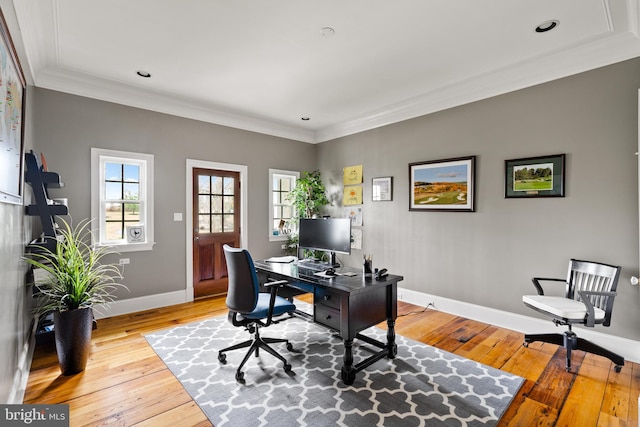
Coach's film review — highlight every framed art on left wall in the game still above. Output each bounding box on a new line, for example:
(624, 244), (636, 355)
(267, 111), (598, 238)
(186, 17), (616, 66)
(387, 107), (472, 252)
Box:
(0, 8), (26, 205)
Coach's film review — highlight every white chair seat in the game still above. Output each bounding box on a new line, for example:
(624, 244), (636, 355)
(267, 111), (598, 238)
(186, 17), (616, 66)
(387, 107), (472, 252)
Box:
(522, 295), (606, 321)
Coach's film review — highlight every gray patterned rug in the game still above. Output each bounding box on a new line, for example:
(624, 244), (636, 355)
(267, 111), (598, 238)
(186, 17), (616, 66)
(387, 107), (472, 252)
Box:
(145, 306), (523, 427)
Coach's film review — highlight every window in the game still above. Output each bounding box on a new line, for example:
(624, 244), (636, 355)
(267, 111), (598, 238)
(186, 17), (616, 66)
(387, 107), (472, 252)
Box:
(269, 169), (298, 241)
(91, 148), (154, 252)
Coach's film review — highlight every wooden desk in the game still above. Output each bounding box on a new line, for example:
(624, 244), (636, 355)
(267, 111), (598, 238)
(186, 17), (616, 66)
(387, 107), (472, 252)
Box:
(254, 260), (404, 385)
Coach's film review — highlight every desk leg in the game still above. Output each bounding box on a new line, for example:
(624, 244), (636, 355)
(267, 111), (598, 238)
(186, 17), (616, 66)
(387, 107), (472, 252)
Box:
(387, 319), (397, 359)
(340, 339), (356, 385)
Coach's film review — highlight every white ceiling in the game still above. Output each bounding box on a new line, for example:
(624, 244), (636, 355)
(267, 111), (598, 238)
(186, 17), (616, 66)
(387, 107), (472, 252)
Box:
(11, 0), (640, 143)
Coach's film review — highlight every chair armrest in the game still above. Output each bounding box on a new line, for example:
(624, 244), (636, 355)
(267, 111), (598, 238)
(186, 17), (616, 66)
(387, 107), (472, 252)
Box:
(531, 277), (566, 295)
(578, 290), (617, 327)
(264, 279), (289, 326)
(264, 279), (289, 288)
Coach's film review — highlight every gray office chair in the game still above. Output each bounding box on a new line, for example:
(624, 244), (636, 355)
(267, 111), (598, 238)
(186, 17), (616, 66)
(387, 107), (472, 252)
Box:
(218, 245), (296, 382)
(522, 258), (623, 373)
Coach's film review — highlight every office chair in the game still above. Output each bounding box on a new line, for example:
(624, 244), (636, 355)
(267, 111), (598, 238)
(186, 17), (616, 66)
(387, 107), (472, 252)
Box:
(522, 258), (623, 373)
(218, 245), (296, 382)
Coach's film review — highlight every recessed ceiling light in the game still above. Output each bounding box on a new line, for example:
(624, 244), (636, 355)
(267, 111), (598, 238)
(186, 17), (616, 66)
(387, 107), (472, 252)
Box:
(301, 117), (310, 121)
(320, 27), (335, 37)
(535, 20), (559, 33)
(136, 71), (151, 78)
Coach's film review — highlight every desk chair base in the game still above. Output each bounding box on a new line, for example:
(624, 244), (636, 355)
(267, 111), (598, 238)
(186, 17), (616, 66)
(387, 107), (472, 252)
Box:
(524, 331), (624, 373)
(218, 325), (294, 382)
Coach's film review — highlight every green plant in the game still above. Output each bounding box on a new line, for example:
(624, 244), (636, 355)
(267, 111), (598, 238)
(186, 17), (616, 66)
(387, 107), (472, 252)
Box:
(23, 218), (127, 314)
(286, 170), (329, 222)
(284, 170), (330, 258)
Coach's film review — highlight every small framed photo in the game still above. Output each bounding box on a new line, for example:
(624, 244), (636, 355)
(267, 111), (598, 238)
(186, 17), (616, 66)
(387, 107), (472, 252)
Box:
(505, 154), (565, 198)
(372, 177), (393, 201)
(409, 156), (475, 212)
(126, 225), (145, 243)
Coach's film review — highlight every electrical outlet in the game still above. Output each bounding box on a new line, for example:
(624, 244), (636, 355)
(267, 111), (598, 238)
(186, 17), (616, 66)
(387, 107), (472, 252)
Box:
(281, 244), (287, 250)
(119, 258), (130, 265)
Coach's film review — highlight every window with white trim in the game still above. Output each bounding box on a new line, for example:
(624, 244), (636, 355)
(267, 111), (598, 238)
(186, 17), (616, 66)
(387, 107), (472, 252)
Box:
(91, 148), (154, 252)
(269, 169), (298, 241)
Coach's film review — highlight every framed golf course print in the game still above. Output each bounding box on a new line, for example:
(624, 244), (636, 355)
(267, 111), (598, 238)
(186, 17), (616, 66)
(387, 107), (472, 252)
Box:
(505, 154), (565, 198)
(409, 156), (475, 212)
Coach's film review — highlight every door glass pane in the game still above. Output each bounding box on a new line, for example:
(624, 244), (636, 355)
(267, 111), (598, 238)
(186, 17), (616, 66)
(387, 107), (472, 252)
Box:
(198, 215), (210, 232)
(212, 215), (222, 233)
(198, 195), (210, 214)
(223, 214), (234, 232)
(223, 196), (234, 213)
(212, 176), (222, 194)
(223, 177), (234, 195)
(199, 175), (210, 193)
(212, 195), (222, 213)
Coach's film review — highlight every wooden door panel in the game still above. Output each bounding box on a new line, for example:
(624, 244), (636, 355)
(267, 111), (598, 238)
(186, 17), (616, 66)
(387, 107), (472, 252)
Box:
(193, 168), (240, 298)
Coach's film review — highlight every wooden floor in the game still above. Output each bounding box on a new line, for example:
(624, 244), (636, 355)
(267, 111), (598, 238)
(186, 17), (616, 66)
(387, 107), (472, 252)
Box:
(24, 295), (640, 426)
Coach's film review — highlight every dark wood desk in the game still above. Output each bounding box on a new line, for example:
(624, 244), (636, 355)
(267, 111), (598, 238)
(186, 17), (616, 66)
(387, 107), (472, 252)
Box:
(254, 260), (404, 385)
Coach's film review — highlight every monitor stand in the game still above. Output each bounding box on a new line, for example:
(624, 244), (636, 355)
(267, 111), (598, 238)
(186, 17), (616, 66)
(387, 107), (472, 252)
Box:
(330, 251), (339, 268)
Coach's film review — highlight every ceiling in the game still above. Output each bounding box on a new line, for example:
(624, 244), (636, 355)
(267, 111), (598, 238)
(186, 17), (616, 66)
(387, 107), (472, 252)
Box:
(11, 0), (640, 143)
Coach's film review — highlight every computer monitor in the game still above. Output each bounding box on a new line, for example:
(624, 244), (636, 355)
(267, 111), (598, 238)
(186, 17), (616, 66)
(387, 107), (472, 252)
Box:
(298, 217), (351, 265)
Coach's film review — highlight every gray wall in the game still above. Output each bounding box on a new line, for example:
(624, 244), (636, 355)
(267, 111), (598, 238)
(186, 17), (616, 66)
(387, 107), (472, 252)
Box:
(317, 57), (640, 341)
(31, 88), (317, 300)
(1, 87), (34, 403)
(4, 42), (640, 403)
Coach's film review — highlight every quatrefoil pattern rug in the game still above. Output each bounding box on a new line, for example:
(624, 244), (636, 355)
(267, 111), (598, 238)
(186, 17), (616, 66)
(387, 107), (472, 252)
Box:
(145, 310), (523, 427)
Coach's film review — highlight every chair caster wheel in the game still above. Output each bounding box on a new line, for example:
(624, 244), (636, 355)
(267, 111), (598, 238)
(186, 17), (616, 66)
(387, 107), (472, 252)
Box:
(235, 371), (244, 382)
(522, 342), (529, 348)
(218, 353), (227, 364)
(286, 342), (294, 351)
(284, 363), (292, 373)
(615, 365), (622, 373)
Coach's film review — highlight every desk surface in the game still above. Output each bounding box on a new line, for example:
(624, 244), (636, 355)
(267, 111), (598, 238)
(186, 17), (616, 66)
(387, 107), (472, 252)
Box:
(254, 260), (403, 295)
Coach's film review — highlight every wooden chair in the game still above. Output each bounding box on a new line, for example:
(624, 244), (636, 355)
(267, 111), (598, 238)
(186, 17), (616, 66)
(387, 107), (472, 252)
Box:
(522, 259), (623, 373)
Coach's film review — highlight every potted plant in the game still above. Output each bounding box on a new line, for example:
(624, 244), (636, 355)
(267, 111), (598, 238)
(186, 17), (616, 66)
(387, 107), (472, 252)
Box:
(284, 170), (330, 258)
(23, 218), (126, 375)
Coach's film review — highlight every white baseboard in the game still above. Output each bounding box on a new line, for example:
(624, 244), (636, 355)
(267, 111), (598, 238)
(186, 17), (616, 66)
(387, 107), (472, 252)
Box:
(398, 287), (640, 364)
(93, 290), (192, 319)
(8, 318), (38, 404)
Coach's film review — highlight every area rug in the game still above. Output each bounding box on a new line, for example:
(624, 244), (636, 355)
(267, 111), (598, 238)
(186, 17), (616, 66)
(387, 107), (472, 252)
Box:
(145, 306), (524, 427)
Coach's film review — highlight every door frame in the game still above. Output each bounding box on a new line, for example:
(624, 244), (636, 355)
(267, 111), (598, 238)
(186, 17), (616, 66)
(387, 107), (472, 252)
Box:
(186, 159), (248, 301)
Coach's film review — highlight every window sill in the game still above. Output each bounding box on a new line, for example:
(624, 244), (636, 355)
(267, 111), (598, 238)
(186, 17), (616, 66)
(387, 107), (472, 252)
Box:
(97, 241), (155, 253)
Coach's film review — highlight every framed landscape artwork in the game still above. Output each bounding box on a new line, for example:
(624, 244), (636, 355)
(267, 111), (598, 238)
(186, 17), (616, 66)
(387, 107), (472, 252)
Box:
(0, 9), (26, 205)
(409, 156), (475, 212)
(505, 154), (565, 198)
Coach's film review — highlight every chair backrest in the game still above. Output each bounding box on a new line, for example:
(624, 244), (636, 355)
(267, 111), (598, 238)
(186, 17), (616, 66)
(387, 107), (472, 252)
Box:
(566, 259), (621, 324)
(223, 245), (259, 314)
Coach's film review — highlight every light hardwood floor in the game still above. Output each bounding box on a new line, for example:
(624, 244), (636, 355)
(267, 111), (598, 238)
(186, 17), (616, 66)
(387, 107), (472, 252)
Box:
(24, 295), (640, 426)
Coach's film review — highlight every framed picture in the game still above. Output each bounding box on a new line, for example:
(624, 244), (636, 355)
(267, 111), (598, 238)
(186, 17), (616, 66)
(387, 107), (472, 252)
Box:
(0, 9), (26, 205)
(409, 156), (475, 212)
(372, 176), (393, 201)
(505, 154), (565, 198)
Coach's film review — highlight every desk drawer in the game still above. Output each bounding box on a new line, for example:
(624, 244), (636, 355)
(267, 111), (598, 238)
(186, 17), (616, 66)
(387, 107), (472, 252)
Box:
(315, 304), (340, 331)
(315, 288), (341, 310)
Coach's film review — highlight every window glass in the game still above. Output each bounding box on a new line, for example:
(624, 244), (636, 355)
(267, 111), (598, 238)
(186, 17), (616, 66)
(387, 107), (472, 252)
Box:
(91, 148), (154, 252)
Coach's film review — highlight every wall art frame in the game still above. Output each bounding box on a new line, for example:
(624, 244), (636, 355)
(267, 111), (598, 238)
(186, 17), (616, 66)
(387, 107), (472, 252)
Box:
(409, 156), (475, 212)
(0, 8), (26, 205)
(505, 154), (565, 198)
(372, 176), (393, 201)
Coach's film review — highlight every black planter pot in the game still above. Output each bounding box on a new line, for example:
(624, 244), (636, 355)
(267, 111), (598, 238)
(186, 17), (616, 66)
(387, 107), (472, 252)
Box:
(53, 308), (93, 375)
